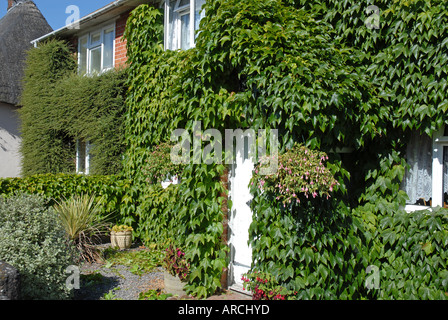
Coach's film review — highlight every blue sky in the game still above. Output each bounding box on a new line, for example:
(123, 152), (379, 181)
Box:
(0, 1), (113, 30)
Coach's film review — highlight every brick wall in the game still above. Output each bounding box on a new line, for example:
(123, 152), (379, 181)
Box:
(114, 12), (130, 68)
(63, 10), (132, 70)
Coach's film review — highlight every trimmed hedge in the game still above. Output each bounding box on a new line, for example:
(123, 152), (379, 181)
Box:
(20, 40), (127, 176)
(0, 174), (129, 222)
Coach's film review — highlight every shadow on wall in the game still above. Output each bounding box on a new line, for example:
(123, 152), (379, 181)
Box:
(0, 103), (22, 178)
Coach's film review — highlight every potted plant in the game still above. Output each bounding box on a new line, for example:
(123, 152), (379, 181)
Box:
(162, 244), (190, 296)
(110, 225), (133, 250)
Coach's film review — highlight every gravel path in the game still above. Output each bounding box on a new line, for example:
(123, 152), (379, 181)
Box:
(74, 264), (165, 300)
(71, 244), (252, 301)
(73, 246), (165, 300)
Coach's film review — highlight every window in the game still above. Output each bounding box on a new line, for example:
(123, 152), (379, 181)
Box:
(402, 126), (448, 211)
(76, 140), (90, 175)
(164, 0), (206, 50)
(78, 25), (115, 75)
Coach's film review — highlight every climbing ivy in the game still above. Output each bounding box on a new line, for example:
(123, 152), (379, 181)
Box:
(122, 0), (448, 299)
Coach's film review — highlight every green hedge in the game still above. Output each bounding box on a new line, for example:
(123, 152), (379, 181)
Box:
(0, 174), (129, 222)
(20, 40), (127, 176)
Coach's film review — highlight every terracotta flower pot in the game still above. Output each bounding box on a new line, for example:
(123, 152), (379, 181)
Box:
(111, 230), (132, 250)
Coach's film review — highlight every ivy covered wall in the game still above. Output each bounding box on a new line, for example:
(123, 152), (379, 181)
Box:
(122, 0), (448, 299)
(20, 40), (128, 176)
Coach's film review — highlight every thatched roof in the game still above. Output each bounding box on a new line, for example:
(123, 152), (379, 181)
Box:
(0, 0), (52, 106)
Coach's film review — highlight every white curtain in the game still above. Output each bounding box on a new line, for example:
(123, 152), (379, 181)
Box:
(402, 132), (433, 205)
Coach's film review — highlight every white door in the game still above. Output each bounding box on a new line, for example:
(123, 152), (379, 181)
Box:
(227, 134), (254, 291)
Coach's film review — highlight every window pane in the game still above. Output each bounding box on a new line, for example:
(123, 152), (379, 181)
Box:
(79, 37), (88, 75)
(77, 140), (86, 173)
(180, 13), (190, 49)
(402, 132), (432, 205)
(103, 29), (114, 69)
(166, 1), (176, 50)
(195, 0), (206, 33)
(176, 0), (189, 11)
(90, 47), (102, 74)
(90, 31), (101, 45)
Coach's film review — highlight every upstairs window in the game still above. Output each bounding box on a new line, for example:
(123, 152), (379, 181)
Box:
(78, 25), (115, 75)
(164, 0), (206, 50)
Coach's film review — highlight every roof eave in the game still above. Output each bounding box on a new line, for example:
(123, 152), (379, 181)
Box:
(31, 0), (158, 46)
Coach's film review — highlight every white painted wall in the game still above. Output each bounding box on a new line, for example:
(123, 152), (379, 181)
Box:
(0, 103), (22, 178)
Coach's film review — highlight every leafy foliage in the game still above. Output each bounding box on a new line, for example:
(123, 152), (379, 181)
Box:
(252, 144), (339, 205)
(131, 183), (181, 246)
(121, 0), (448, 299)
(143, 142), (185, 184)
(54, 194), (111, 263)
(20, 40), (127, 176)
(0, 193), (75, 300)
(295, 0), (448, 136)
(0, 174), (128, 222)
(242, 271), (297, 300)
(138, 289), (173, 300)
(163, 245), (190, 281)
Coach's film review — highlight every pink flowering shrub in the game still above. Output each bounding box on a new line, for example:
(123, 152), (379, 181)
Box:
(242, 271), (297, 300)
(251, 143), (339, 206)
(143, 142), (185, 184)
(163, 244), (190, 281)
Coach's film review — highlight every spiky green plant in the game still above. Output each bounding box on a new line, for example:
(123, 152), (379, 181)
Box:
(54, 194), (110, 262)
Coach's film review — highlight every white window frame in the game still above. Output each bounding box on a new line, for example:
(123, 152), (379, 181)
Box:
(164, 0), (205, 50)
(431, 127), (448, 207)
(78, 23), (116, 75)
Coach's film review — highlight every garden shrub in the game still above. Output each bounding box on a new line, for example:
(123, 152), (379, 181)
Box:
(0, 193), (75, 300)
(19, 39), (76, 175)
(54, 194), (112, 263)
(249, 146), (448, 299)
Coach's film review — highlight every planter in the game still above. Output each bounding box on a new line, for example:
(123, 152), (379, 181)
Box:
(163, 271), (187, 297)
(110, 231), (132, 250)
